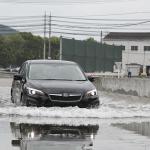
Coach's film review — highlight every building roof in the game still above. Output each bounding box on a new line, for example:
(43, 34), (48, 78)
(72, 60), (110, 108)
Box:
(126, 63), (142, 66)
(104, 32), (150, 40)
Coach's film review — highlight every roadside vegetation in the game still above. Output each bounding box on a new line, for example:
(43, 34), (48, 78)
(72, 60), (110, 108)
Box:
(0, 32), (60, 67)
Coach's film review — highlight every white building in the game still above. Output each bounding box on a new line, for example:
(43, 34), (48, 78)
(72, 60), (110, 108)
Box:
(103, 32), (150, 76)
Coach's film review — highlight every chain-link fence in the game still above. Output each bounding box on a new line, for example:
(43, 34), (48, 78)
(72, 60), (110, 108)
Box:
(62, 38), (123, 72)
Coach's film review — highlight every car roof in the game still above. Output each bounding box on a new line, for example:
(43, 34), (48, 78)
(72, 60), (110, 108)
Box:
(26, 59), (77, 65)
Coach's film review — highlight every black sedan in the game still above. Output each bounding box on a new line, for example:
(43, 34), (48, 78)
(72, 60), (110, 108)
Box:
(11, 60), (99, 108)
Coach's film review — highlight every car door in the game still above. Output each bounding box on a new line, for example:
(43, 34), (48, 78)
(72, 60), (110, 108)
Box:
(12, 63), (27, 105)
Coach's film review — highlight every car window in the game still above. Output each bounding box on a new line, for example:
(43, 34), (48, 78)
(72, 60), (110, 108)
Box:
(28, 63), (86, 81)
(19, 63), (26, 77)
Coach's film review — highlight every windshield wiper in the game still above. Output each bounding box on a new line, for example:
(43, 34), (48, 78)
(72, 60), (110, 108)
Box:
(39, 79), (73, 81)
(74, 79), (87, 81)
(36, 79), (87, 81)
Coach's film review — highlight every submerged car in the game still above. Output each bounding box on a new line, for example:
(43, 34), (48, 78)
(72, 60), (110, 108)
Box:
(11, 60), (99, 108)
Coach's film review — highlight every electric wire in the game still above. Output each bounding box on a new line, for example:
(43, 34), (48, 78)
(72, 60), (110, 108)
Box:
(0, 14), (150, 38)
(52, 15), (150, 22)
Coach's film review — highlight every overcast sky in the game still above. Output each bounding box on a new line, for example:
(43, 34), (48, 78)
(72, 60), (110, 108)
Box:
(0, 0), (150, 39)
(0, 0), (149, 17)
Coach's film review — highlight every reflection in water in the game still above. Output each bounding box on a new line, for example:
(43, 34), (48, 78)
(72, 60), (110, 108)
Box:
(10, 122), (99, 150)
(112, 122), (150, 138)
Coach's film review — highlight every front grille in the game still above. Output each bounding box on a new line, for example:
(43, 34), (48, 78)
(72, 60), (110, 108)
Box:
(49, 93), (82, 102)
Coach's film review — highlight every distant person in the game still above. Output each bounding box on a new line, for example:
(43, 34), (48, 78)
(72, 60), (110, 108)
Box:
(128, 70), (131, 78)
(139, 67), (143, 76)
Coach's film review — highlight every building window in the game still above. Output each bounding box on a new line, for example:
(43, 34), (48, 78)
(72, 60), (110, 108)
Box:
(131, 46), (138, 51)
(144, 46), (150, 51)
(121, 45), (125, 50)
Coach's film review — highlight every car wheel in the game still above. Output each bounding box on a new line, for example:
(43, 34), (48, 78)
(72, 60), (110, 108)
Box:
(11, 89), (14, 103)
(20, 94), (30, 107)
(11, 95), (15, 104)
(14, 91), (22, 106)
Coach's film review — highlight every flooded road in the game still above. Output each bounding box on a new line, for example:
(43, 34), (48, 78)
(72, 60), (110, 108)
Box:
(1, 78), (150, 150)
(1, 117), (150, 150)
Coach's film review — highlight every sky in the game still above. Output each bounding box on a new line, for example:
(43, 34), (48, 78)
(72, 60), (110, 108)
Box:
(0, 0), (149, 17)
(0, 0), (150, 40)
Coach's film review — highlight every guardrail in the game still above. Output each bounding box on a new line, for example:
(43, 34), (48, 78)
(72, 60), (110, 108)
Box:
(0, 70), (15, 78)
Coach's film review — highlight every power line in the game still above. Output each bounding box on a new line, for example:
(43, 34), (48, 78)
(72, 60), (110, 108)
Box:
(0, 15), (42, 20)
(52, 27), (100, 34)
(51, 31), (100, 36)
(68, 11), (150, 17)
(52, 15), (150, 22)
(1, 14), (150, 38)
(1, 15), (150, 27)
(52, 19), (150, 28)
(52, 19), (126, 26)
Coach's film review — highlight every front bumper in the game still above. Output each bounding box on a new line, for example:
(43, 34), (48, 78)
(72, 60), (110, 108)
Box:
(24, 94), (99, 108)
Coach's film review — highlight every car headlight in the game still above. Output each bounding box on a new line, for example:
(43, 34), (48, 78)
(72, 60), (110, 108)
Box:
(85, 89), (97, 97)
(26, 87), (44, 96)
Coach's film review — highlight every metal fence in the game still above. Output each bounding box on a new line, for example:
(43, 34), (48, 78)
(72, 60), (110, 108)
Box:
(61, 38), (122, 72)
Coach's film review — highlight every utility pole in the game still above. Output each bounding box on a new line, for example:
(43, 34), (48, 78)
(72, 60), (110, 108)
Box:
(59, 36), (62, 60)
(48, 12), (51, 59)
(43, 12), (46, 59)
(100, 30), (103, 44)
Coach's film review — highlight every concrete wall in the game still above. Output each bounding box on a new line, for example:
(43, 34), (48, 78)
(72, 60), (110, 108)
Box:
(94, 77), (150, 97)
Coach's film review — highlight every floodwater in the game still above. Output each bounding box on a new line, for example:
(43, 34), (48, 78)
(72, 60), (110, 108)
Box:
(1, 78), (150, 150)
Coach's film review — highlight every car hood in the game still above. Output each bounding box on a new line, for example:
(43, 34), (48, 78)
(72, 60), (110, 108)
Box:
(26, 80), (96, 94)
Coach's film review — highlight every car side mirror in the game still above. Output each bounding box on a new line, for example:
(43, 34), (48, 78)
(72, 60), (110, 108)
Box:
(88, 76), (95, 82)
(11, 140), (20, 147)
(14, 74), (23, 81)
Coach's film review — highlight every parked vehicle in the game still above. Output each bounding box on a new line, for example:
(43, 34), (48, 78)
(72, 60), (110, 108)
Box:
(11, 60), (99, 108)
(5, 65), (20, 72)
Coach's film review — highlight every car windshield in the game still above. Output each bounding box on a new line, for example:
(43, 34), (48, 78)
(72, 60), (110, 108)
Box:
(28, 63), (86, 81)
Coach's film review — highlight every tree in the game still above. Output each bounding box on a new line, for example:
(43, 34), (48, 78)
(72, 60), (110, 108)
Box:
(85, 37), (96, 42)
(50, 36), (60, 59)
(0, 33), (60, 67)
